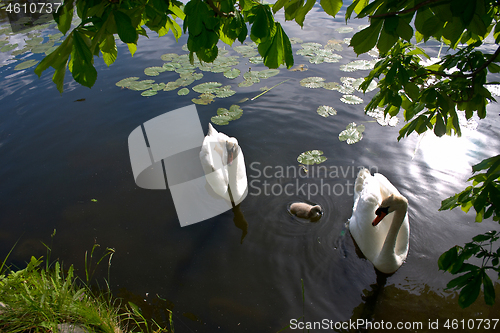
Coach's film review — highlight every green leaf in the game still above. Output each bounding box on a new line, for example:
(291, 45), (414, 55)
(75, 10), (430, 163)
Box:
(320, 0), (343, 17)
(258, 23), (293, 69)
(350, 19), (383, 55)
(297, 150), (327, 165)
(35, 33), (74, 93)
(69, 30), (97, 89)
(434, 113), (446, 137)
(99, 35), (117, 67)
(397, 17), (413, 41)
(295, 0), (316, 27)
(438, 246), (458, 271)
(447, 271), (475, 290)
(482, 271), (495, 306)
(404, 82), (420, 101)
(53, 1), (74, 35)
(458, 272), (481, 308)
(114, 10), (138, 44)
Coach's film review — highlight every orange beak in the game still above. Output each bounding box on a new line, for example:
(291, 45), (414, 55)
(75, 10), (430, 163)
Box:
(372, 211), (387, 226)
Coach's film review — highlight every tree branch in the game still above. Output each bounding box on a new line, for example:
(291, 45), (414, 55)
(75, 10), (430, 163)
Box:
(206, 0), (234, 18)
(369, 0), (447, 19)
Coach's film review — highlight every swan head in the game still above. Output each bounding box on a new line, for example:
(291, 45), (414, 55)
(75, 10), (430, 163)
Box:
(225, 138), (239, 166)
(372, 194), (408, 226)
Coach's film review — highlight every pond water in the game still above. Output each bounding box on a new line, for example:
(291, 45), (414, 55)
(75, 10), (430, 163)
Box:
(1, 2), (500, 332)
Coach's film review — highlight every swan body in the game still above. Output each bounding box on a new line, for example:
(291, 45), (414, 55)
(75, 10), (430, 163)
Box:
(290, 203), (322, 221)
(199, 123), (247, 204)
(348, 168), (409, 274)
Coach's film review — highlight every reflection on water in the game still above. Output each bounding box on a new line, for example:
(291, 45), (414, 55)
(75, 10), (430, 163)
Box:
(1, 3), (500, 333)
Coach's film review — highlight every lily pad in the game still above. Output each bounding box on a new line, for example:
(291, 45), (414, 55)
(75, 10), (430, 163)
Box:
(366, 108), (399, 127)
(297, 150), (327, 165)
(238, 80), (255, 87)
(192, 93), (215, 105)
(258, 69), (280, 78)
(289, 37), (303, 44)
(317, 105), (337, 117)
(339, 123), (365, 144)
(300, 77), (325, 88)
(144, 66), (164, 76)
(178, 88), (190, 96)
(116, 77), (140, 88)
(128, 80), (155, 91)
(1, 43), (17, 52)
(141, 89), (158, 97)
(340, 95), (363, 104)
(162, 63), (180, 71)
(340, 60), (374, 72)
(323, 82), (341, 90)
(301, 42), (322, 50)
(352, 78), (378, 92)
(164, 82), (181, 91)
(14, 59), (39, 70)
(486, 84), (500, 96)
(211, 105), (243, 125)
(243, 71), (261, 83)
(161, 53), (179, 61)
(223, 68), (240, 79)
(248, 56), (264, 64)
(233, 45), (258, 57)
(215, 87), (236, 98)
(192, 82), (222, 93)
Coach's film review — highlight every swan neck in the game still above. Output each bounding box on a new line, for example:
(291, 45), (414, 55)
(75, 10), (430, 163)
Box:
(379, 203), (407, 256)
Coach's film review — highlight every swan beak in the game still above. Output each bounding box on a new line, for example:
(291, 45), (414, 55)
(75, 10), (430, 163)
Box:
(372, 212), (387, 226)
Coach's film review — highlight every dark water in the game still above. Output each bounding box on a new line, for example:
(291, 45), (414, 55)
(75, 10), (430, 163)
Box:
(1, 3), (500, 333)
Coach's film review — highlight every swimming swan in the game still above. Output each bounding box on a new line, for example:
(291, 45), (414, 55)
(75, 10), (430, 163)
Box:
(199, 123), (247, 205)
(348, 168), (409, 274)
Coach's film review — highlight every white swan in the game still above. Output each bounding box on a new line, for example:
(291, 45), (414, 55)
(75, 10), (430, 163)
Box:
(348, 168), (409, 274)
(199, 123), (247, 205)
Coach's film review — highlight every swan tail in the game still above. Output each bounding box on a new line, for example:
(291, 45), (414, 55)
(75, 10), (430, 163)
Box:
(354, 168), (371, 194)
(207, 123), (217, 136)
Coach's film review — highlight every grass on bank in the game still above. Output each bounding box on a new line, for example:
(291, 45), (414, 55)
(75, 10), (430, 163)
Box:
(0, 242), (173, 333)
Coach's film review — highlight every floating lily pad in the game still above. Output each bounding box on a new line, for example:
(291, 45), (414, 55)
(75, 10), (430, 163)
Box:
(233, 45), (258, 57)
(224, 68), (240, 79)
(340, 60), (374, 72)
(300, 77), (325, 88)
(297, 150), (327, 165)
(258, 69), (280, 78)
(192, 93), (215, 105)
(248, 56), (264, 64)
(116, 77), (140, 88)
(144, 66), (164, 76)
(151, 83), (166, 91)
(296, 48), (316, 57)
(317, 105), (337, 117)
(141, 89), (158, 97)
(211, 105), (243, 125)
(352, 78), (378, 92)
(162, 63), (180, 71)
(366, 108), (399, 127)
(343, 38), (352, 44)
(14, 59), (39, 70)
(215, 86), (236, 98)
(340, 94), (363, 104)
(164, 82), (181, 91)
(1, 43), (17, 52)
(289, 37), (303, 44)
(368, 48), (380, 58)
(339, 123), (365, 144)
(323, 82), (341, 90)
(161, 53), (178, 61)
(192, 82), (222, 93)
(182, 44), (189, 51)
(128, 80), (155, 91)
(301, 42), (322, 50)
(243, 71), (261, 83)
(325, 42), (343, 52)
(178, 88), (190, 96)
(238, 80), (255, 87)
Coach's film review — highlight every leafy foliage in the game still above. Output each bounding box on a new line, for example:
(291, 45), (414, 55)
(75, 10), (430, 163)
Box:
(438, 231), (499, 308)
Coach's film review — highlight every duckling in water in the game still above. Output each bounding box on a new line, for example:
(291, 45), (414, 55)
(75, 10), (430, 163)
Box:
(290, 202), (323, 221)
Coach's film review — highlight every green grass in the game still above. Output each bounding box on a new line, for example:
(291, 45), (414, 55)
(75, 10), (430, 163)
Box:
(0, 239), (173, 333)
